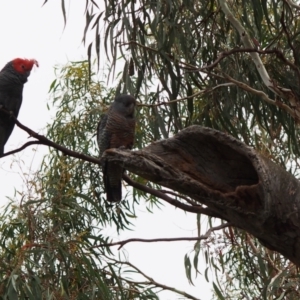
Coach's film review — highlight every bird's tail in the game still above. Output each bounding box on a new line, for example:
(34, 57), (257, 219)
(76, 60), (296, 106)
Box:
(103, 162), (123, 202)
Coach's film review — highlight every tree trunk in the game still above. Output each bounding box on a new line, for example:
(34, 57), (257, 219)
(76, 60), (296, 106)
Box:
(104, 125), (300, 266)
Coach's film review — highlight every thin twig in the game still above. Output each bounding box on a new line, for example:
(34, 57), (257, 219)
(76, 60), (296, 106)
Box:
(280, 11), (300, 74)
(119, 260), (201, 300)
(92, 222), (231, 250)
(160, 189), (199, 206)
(246, 233), (279, 272)
(0, 141), (42, 158)
(120, 40), (198, 70)
(284, 0), (300, 10)
(103, 257), (201, 300)
(137, 83), (234, 108)
(189, 48), (300, 74)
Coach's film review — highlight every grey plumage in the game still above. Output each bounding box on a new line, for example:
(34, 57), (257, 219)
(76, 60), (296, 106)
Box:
(97, 94), (136, 202)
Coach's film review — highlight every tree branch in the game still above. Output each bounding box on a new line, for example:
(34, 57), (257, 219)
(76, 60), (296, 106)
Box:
(217, 0), (300, 114)
(93, 223), (231, 250)
(120, 40), (198, 71)
(0, 107), (101, 164)
(160, 189), (199, 206)
(123, 174), (222, 218)
(125, 39), (299, 75)
(0, 108), (221, 218)
(187, 48), (299, 74)
(220, 72), (297, 119)
(103, 125), (300, 266)
(105, 256), (201, 300)
(137, 83), (234, 107)
(218, 0), (272, 88)
(118, 260), (201, 300)
(0, 141), (42, 158)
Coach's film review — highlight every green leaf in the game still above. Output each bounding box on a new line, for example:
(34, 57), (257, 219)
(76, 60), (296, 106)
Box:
(213, 282), (226, 300)
(184, 254), (194, 285)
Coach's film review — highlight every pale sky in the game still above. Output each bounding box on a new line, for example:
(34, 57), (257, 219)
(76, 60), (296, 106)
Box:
(0, 1), (213, 299)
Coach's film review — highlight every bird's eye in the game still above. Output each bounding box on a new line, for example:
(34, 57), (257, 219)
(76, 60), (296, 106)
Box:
(21, 65), (25, 69)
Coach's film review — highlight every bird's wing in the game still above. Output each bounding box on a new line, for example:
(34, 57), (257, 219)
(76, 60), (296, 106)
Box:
(97, 113), (110, 156)
(97, 112), (122, 201)
(0, 70), (23, 114)
(0, 87), (20, 155)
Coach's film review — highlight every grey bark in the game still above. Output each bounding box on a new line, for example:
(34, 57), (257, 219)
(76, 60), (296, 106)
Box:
(103, 125), (300, 266)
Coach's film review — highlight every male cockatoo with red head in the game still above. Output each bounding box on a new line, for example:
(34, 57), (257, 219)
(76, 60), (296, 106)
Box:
(0, 58), (38, 155)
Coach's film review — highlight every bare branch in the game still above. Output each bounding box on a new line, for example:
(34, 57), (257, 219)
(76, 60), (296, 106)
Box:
(0, 141), (42, 158)
(123, 174), (222, 217)
(0, 108), (222, 218)
(0, 107), (101, 165)
(160, 189), (198, 205)
(93, 222), (231, 250)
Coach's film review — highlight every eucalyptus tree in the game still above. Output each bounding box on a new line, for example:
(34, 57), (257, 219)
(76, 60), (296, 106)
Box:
(1, 0), (300, 299)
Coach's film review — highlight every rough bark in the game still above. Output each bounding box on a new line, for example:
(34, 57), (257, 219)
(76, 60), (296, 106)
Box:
(104, 125), (300, 266)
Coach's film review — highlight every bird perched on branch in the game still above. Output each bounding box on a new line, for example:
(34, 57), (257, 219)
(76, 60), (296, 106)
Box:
(97, 95), (136, 202)
(0, 58), (38, 155)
